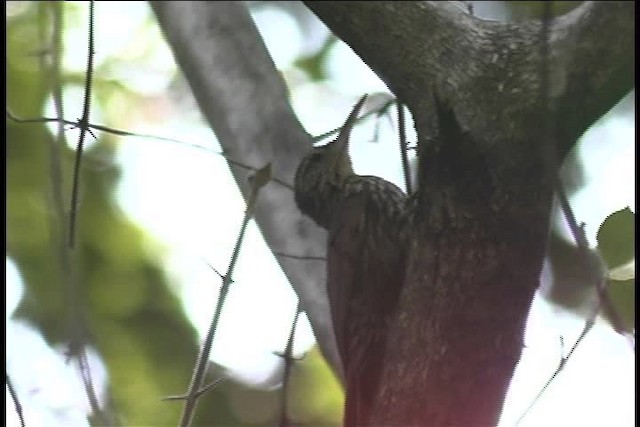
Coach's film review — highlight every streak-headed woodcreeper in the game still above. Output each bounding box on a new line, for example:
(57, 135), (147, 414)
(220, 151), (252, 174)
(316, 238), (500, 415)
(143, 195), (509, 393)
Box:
(294, 95), (408, 426)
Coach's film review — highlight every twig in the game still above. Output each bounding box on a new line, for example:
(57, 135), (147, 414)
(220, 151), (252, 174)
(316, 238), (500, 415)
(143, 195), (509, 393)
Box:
(517, 188), (631, 424)
(7, 374), (26, 427)
(162, 376), (228, 401)
(312, 98), (396, 143)
(6, 109), (295, 192)
(514, 280), (604, 426)
(6, 109), (213, 150)
(371, 100), (396, 145)
(39, 2), (108, 424)
(75, 1), (106, 419)
(68, 0), (96, 249)
(200, 258), (232, 283)
(556, 185), (631, 339)
(76, 349), (107, 424)
(397, 101), (412, 194)
(273, 251), (326, 262)
(178, 164), (272, 427)
(275, 303), (304, 427)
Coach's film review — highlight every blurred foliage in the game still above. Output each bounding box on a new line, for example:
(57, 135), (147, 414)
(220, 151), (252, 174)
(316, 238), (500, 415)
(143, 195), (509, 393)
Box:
(597, 208), (635, 330)
(6, 2), (204, 425)
(607, 278), (635, 331)
(294, 35), (337, 82)
(6, 1), (343, 425)
(287, 346), (344, 426)
(544, 231), (599, 313)
(597, 207), (635, 270)
(545, 206), (636, 331)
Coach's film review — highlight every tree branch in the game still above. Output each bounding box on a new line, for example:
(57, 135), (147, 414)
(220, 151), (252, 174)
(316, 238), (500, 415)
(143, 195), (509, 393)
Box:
(305, 1), (633, 152)
(150, 1), (343, 380)
(553, 1), (634, 152)
(304, 1), (472, 107)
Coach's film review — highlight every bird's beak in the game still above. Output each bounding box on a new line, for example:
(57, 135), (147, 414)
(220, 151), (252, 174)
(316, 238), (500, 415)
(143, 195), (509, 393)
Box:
(333, 94), (368, 162)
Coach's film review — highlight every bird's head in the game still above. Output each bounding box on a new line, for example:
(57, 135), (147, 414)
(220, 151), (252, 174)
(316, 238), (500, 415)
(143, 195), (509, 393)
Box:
(294, 95), (367, 226)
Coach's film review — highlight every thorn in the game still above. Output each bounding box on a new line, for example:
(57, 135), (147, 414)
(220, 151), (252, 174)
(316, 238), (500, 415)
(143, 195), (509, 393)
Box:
(273, 351), (305, 362)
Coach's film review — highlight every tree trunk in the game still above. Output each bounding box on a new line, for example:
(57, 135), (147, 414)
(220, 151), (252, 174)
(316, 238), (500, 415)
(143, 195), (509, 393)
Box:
(305, 1), (633, 425)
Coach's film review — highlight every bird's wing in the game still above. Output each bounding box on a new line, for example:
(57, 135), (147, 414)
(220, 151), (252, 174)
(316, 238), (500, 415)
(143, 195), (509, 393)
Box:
(327, 177), (406, 426)
(326, 189), (367, 373)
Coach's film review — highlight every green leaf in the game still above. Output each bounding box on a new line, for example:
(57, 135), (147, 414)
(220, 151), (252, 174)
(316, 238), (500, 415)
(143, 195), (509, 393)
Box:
(607, 278), (635, 331)
(596, 207), (635, 270)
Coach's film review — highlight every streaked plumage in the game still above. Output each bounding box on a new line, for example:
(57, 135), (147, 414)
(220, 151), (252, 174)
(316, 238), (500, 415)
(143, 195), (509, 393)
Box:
(294, 95), (408, 426)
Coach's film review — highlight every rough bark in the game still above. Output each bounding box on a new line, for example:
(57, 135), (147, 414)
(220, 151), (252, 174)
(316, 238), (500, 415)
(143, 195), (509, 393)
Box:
(304, 1), (633, 425)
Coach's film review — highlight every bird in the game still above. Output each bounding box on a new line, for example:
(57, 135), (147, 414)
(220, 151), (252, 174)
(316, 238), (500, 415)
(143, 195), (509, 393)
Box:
(294, 95), (408, 426)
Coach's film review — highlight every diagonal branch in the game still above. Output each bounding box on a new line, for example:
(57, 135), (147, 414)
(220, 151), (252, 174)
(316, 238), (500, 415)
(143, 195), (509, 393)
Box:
(178, 165), (271, 427)
(149, 1), (343, 380)
(552, 1), (634, 152)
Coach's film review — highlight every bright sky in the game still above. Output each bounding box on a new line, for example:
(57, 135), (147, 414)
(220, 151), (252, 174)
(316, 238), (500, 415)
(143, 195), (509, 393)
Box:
(6, 2), (635, 426)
